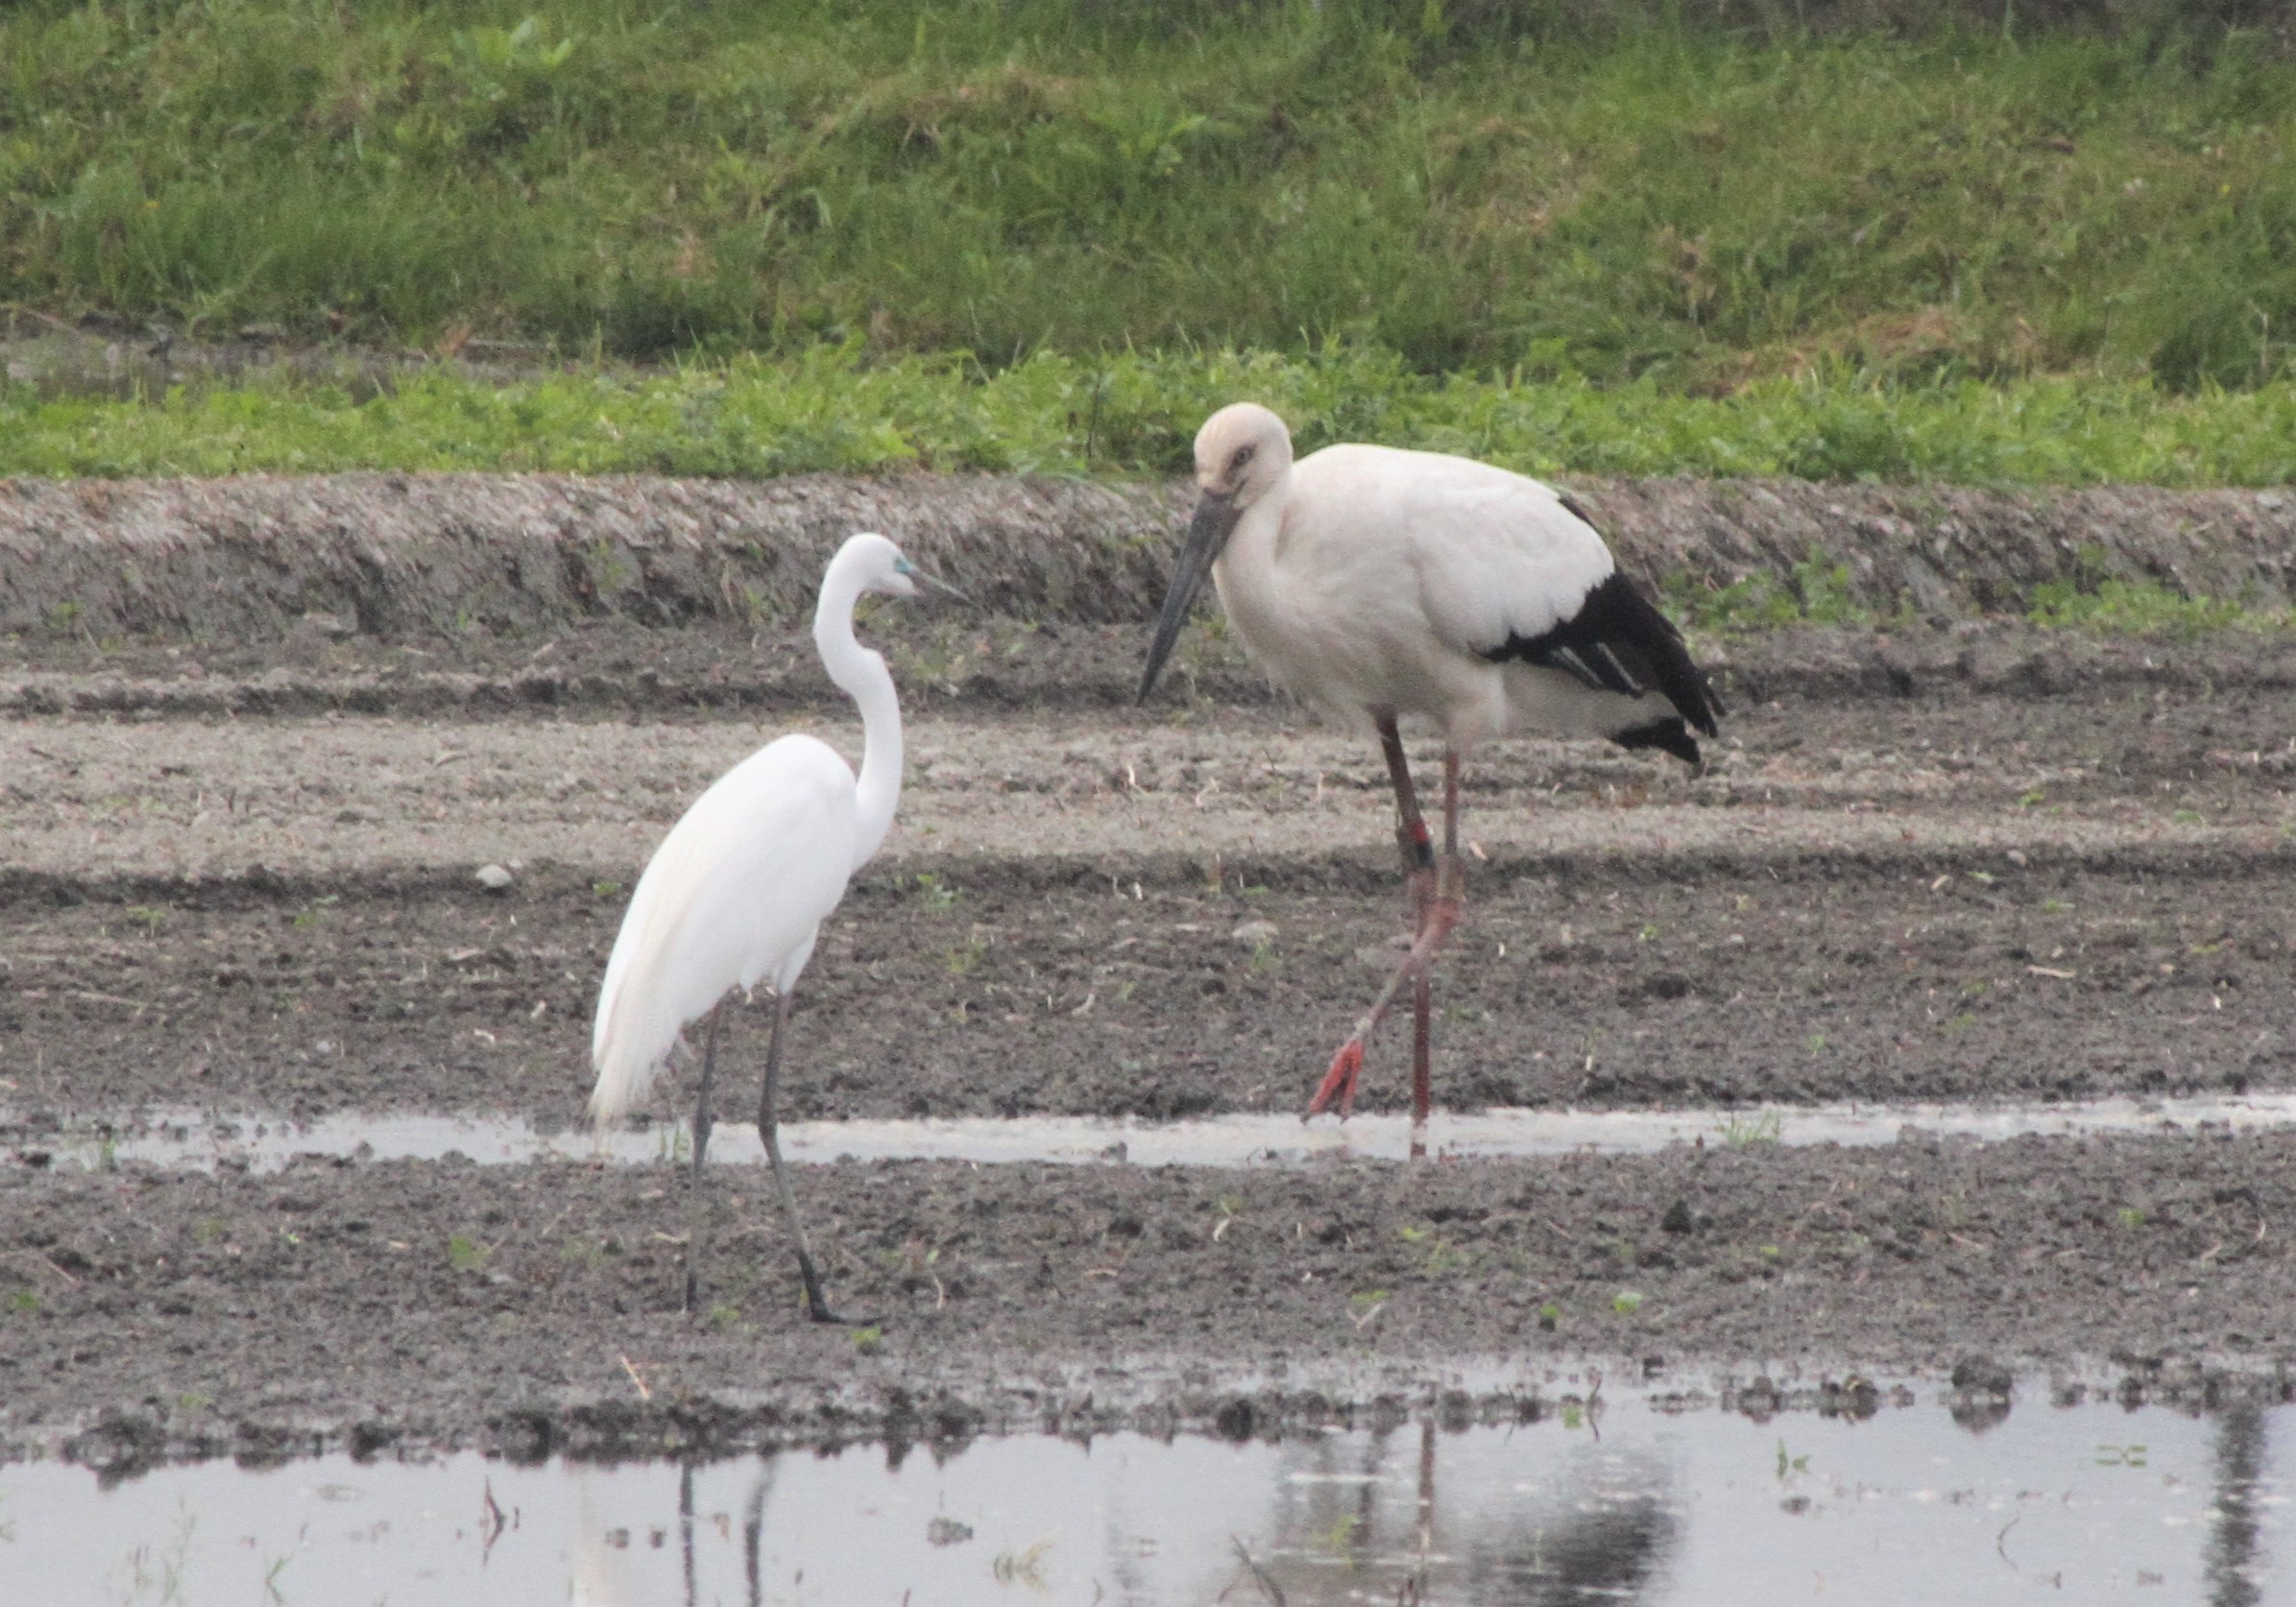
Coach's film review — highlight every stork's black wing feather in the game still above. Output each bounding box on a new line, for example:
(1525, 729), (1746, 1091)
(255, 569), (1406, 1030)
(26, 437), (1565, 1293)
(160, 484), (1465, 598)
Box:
(1474, 495), (1724, 765)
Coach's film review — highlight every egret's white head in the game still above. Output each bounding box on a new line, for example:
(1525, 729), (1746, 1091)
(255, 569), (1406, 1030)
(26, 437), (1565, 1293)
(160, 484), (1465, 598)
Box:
(837, 531), (923, 599)
(1139, 403), (1293, 702)
(1193, 402), (1293, 510)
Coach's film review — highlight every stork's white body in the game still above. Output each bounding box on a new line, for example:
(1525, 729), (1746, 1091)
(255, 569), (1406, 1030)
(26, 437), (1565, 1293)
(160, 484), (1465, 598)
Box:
(1211, 443), (1669, 750)
(1138, 403), (1720, 1126)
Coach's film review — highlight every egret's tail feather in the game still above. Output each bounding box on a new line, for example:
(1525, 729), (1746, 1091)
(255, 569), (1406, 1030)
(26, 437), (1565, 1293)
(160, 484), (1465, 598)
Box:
(588, 1004), (676, 1126)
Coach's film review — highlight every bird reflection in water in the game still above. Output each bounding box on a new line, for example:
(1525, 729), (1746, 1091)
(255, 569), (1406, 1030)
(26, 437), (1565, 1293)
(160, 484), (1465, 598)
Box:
(1250, 1415), (1678, 1605)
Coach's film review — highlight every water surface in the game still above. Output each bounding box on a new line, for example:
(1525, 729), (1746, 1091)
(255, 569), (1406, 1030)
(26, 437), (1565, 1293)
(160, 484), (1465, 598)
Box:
(4, 1387), (2282, 1604)
(13, 1091), (2296, 1175)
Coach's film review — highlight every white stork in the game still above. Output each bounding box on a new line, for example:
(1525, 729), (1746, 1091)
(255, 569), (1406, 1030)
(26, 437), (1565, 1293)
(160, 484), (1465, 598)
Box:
(1138, 403), (1722, 1129)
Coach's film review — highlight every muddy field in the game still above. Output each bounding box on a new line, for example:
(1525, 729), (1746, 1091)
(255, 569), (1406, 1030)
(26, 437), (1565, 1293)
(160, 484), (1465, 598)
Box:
(6, 476), (2296, 1470)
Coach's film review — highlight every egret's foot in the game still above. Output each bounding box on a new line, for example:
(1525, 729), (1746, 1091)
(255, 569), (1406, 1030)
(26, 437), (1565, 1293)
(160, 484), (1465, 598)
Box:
(1306, 1037), (1366, 1120)
(796, 1254), (865, 1326)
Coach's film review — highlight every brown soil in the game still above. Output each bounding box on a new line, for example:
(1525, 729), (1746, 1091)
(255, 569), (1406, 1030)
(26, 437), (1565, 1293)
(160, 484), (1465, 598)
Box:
(6, 472), (2296, 1469)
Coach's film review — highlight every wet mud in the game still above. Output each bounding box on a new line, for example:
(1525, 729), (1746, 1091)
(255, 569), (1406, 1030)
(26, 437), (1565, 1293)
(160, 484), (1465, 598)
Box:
(9, 1130), (2296, 1471)
(6, 474), (2296, 1464)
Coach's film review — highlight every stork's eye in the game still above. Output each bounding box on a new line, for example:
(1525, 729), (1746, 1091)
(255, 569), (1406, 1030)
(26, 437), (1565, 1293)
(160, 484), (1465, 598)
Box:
(1232, 444), (1255, 470)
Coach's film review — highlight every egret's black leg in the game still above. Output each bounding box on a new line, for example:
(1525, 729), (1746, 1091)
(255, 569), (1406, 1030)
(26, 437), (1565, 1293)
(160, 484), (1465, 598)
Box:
(757, 988), (842, 1323)
(683, 999), (725, 1314)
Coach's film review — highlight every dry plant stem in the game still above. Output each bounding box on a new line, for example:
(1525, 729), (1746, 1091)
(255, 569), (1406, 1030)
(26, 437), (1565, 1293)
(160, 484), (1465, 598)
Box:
(757, 988), (841, 1323)
(683, 998), (726, 1316)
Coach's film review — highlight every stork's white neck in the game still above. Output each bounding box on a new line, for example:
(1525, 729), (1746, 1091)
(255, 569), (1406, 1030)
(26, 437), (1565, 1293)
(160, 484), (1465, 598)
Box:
(812, 556), (903, 871)
(1211, 480), (1293, 671)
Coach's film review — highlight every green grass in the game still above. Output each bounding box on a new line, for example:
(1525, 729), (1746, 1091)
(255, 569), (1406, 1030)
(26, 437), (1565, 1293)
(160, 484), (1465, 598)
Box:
(2028, 572), (2288, 634)
(7, 346), (2296, 483)
(3, 3), (2295, 390)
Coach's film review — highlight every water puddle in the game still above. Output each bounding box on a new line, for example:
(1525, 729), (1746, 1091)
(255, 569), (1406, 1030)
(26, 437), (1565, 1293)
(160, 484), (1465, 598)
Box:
(12, 1091), (2296, 1175)
(3, 1386), (2283, 1604)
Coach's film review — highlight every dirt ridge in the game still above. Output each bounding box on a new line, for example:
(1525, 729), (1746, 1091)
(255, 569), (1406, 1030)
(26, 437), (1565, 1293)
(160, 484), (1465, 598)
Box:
(7, 472), (2296, 643)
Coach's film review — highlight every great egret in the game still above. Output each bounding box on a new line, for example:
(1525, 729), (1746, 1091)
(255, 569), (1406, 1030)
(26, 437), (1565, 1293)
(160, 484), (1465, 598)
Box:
(1138, 403), (1722, 1129)
(590, 531), (947, 1321)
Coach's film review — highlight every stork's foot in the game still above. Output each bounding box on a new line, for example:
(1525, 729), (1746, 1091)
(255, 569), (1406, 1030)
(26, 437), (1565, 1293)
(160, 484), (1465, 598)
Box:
(1305, 889), (1463, 1122)
(1306, 1037), (1366, 1121)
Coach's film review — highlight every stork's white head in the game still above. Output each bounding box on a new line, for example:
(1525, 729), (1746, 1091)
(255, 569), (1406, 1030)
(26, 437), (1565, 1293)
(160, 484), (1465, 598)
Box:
(1138, 403), (1294, 702)
(1193, 402), (1293, 510)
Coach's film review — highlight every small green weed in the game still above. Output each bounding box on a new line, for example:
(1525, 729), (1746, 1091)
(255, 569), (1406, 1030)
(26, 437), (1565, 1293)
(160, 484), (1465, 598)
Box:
(851, 1323), (884, 1355)
(911, 873), (961, 913)
(1612, 1290), (1645, 1316)
(447, 1233), (487, 1271)
(1718, 1110), (1783, 1146)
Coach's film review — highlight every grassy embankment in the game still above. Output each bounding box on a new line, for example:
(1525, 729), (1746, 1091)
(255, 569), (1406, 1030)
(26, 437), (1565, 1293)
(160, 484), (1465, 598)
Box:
(9, 1), (2294, 385)
(2, 3), (2293, 605)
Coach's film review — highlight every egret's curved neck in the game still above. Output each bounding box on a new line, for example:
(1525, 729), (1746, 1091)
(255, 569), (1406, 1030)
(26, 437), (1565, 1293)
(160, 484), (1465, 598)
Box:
(814, 564), (903, 871)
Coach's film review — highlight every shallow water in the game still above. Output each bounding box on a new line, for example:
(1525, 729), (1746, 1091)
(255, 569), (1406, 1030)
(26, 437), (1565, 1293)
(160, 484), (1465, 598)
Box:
(12, 1091), (2296, 1175)
(4, 1386), (2283, 1605)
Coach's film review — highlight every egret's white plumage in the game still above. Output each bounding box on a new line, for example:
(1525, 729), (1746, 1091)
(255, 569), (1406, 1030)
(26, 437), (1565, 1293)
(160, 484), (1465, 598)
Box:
(1139, 403), (1721, 1127)
(589, 530), (928, 1321)
(588, 739), (856, 1121)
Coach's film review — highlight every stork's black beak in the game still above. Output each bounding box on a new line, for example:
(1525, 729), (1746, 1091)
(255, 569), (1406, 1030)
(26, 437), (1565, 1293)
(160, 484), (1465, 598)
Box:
(1137, 491), (1242, 703)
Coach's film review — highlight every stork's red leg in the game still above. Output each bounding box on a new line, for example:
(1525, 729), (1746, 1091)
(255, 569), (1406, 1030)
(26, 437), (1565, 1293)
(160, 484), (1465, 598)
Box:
(1310, 738), (1468, 1127)
(1310, 887), (1462, 1116)
(1309, 718), (1426, 1118)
